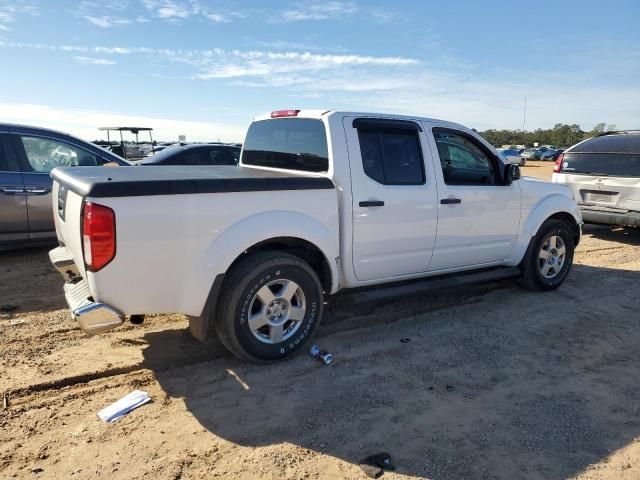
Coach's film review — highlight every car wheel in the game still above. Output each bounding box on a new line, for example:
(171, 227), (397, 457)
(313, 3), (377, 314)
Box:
(215, 252), (324, 363)
(518, 219), (575, 291)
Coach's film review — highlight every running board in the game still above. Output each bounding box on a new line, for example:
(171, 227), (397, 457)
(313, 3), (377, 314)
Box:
(344, 267), (521, 305)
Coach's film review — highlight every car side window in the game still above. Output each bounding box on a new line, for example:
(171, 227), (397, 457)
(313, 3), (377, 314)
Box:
(209, 148), (238, 165)
(178, 149), (206, 165)
(433, 129), (498, 185)
(0, 137), (7, 171)
(356, 126), (425, 185)
(20, 136), (99, 173)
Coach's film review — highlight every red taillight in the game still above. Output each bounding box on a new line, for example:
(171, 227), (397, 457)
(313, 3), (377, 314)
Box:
(553, 152), (565, 173)
(82, 203), (116, 271)
(271, 109), (300, 118)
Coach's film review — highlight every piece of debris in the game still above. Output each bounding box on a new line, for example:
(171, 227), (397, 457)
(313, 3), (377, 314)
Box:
(0, 304), (18, 313)
(97, 390), (151, 423)
(359, 452), (396, 478)
(400, 338), (411, 343)
(309, 345), (333, 365)
(9, 319), (26, 326)
(3, 394), (8, 410)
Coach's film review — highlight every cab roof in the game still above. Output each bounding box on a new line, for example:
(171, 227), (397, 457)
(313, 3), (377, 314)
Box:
(252, 109), (468, 131)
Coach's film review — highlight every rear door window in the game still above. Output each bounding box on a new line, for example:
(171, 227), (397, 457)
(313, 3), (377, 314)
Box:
(356, 124), (425, 185)
(209, 147), (239, 165)
(242, 119), (328, 172)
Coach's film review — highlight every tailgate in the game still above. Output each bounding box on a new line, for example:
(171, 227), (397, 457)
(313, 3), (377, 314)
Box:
(561, 173), (640, 212)
(560, 151), (640, 212)
(52, 178), (87, 278)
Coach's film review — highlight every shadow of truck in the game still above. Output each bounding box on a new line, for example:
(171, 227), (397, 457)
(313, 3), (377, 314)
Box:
(143, 262), (640, 479)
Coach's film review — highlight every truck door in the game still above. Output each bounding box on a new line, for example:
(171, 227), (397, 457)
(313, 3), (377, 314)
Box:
(344, 117), (439, 282)
(0, 133), (28, 247)
(424, 124), (521, 270)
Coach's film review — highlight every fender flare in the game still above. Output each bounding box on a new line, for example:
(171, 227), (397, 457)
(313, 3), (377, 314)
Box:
(507, 194), (582, 266)
(186, 210), (340, 320)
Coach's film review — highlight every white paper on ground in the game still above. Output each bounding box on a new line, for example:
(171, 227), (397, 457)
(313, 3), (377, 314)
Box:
(97, 390), (151, 423)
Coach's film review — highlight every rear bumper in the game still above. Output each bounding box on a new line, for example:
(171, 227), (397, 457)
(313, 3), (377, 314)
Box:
(50, 246), (124, 334)
(580, 207), (640, 227)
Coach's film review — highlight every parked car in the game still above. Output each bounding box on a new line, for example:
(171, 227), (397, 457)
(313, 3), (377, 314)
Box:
(531, 146), (555, 160)
(139, 143), (240, 166)
(139, 142), (181, 157)
(0, 123), (129, 250)
(497, 148), (526, 166)
(541, 149), (564, 161)
(521, 148), (538, 159)
(49, 109), (581, 363)
(552, 131), (640, 227)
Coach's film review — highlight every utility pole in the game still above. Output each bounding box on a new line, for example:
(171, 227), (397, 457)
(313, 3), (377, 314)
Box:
(522, 96), (527, 146)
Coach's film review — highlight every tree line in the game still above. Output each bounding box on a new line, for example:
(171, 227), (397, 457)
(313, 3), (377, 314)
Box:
(479, 123), (617, 148)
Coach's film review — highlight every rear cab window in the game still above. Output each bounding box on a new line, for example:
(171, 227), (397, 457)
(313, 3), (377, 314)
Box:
(563, 134), (640, 177)
(242, 118), (329, 173)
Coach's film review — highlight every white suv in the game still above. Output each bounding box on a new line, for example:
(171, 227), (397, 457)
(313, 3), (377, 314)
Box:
(552, 131), (640, 227)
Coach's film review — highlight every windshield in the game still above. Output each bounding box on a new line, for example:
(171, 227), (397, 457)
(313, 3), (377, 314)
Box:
(242, 118), (329, 173)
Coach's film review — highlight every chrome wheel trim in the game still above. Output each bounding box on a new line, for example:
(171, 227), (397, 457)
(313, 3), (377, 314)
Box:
(538, 235), (566, 279)
(247, 279), (306, 344)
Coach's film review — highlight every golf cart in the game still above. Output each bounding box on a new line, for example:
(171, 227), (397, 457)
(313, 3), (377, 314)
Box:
(98, 127), (156, 161)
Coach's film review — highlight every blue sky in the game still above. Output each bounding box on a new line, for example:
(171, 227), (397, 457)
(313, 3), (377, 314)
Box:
(0, 0), (638, 142)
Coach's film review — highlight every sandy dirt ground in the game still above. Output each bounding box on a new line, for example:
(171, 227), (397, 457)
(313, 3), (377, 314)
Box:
(1, 161), (639, 479)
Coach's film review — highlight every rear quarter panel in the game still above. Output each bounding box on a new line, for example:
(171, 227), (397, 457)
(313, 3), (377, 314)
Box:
(85, 188), (339, 316)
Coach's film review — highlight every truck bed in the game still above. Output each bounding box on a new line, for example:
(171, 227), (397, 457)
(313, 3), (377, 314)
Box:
(51, 165), (333, 198)
(50, 164), (339, 318)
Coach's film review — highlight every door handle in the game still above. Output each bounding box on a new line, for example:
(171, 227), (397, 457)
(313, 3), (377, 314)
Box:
(359, 200), (385, 207)
(25, 187), (51, 195)
(440, 198), (462, 204)
(0, 186), (25, 195)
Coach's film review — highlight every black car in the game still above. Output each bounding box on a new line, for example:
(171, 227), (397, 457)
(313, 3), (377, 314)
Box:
(0, 123), (129, 250)
(540, 149), (564, 161)
(139, 143), (241, 166)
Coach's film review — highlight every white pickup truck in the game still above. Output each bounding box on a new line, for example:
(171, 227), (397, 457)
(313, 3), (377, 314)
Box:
(49, 110), (582, 362)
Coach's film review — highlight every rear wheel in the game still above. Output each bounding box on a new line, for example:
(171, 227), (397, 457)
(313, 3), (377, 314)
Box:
(215, 252), (324, 363)
(519, 219), (575, 291)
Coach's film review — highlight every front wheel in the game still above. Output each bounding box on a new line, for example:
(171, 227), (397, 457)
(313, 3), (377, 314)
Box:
(215, 252), (324, 363)
(519, 219), (575, 291)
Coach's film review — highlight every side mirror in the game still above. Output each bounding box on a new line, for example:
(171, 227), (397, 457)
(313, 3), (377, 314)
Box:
(504, 164), (521, 185)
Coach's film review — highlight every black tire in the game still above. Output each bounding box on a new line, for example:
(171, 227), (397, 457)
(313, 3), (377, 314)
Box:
(215, 252), (324, 363)
(518, 219), (575, 291)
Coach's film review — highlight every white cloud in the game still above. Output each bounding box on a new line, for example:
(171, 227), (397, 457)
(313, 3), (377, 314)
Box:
(1, 40), (637, 130)
(76, 2), (149, 28)
(280, 1), (358, 21)
(0, 0), (38, 30)
(276, 1), (399, 23)
(206, 13), (229, 23)
(84, 15), (132, 28)
(73, 56), (117, 65)
(0, 102), (247, 142)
